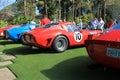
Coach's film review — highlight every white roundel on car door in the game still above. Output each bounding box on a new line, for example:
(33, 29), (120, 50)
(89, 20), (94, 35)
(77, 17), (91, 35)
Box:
(74, 32), (82, 42)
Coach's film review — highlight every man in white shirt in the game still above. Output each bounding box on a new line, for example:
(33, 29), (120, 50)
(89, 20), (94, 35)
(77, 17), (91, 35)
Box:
(98, 17), (105, 31)
(30, 18), (36, 24)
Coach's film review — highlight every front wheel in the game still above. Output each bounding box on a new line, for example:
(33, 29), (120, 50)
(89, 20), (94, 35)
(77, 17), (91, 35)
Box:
(52, 36), (68, 52)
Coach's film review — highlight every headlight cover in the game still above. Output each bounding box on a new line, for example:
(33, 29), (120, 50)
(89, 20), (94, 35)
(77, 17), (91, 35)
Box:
(0, 32), (3, 36)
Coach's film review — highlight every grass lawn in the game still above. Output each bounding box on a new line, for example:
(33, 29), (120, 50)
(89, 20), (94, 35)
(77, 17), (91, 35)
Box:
(0, 57), (1, 61)
(0, 40), (120, 80)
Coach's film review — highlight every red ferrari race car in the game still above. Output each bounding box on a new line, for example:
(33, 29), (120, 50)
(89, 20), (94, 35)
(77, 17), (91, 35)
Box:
(0, 24), (18, 39)
(22, 22), (102, 52)
(85, 24), (120, 69)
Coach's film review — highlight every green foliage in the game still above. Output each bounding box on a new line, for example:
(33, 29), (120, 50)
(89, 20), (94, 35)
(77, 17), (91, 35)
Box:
(79, 13), (94, 25)
(16, 0), (36, 17)
(48, 2), (58, 20)
(66, 11), (73, 22)
(75, 13), (94, 25)
(75, 17), (80, 24)
(0, 20), (8, 28)
(12, 15), (33, 24)
(0, 57), (2, 61)
(1, 0), (117, 28)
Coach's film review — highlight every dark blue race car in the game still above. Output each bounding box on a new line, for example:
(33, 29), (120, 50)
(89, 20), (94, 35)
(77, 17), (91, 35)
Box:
(4, 23), (38, 41)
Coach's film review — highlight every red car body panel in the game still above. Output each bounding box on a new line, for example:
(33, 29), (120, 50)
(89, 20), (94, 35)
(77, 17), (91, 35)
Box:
(85, 30), (120, 69)
(22, 22), (102, 50)
(0, 25), (18, 38)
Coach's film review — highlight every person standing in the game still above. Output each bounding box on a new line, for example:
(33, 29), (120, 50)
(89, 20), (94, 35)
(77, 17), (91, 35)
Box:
(98, 17), (105, 31)
(117, 15), (120, 24)
(38, 19), (41, 26)
(51, 19), (57, 23)
(107, 18), (114, 28)
(63, 19), (66, 22)
(90, 18), (98, 30)
(77, 19), (83, 30)
(41, 15), (51, 26)
(30, 18), (36, 24)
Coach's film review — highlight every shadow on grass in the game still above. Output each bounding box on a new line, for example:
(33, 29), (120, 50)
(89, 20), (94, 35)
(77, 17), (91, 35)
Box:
(2, 41), (85, 55)
(0, 40), (20, 45)
(3, 46), (85, 55)
(3, 46), (55, 55)
(41, 56), (120, 80)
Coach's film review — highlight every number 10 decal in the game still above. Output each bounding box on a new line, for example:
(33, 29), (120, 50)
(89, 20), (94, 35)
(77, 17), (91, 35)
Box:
(74, 32), (82, 42)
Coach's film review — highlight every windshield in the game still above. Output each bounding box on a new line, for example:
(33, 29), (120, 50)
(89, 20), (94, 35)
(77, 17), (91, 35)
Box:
(104, 24), (120, 33)
(65, 24), (79, 32)
(43, 23), (58, 28)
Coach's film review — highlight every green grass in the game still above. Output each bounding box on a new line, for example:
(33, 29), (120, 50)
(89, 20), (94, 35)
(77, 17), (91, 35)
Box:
(0, 40), (120, 80)
(0, 57), (3, 61)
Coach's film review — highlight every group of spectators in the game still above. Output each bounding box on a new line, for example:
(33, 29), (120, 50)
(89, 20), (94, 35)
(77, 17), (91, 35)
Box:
(30, 16), (105, 31)
(77, 17), (105, 31)
(30, 14), (120, 31)
(77, 15), (120, 31)
(30, 16), (69, 27)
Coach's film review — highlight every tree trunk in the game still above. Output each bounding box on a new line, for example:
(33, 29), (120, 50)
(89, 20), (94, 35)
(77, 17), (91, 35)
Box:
(58, 0), (61, 20)
(44, 0), (48, 16)
(24, 0), (27, 16)
(103, 0), (106, 22)
(72, 0), (74, 21)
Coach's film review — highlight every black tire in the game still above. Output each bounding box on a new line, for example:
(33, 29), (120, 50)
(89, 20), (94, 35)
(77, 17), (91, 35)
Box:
(52, 36), (68, 52)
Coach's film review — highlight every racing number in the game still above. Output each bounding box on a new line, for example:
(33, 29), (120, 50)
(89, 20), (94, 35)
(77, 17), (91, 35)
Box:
(74, 32), (82, 42)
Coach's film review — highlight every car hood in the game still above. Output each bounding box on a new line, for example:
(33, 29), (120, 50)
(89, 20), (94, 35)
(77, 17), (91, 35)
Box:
(8, 25), (30, 34)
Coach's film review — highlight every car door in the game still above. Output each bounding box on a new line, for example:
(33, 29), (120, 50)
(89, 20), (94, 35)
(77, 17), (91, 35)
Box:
(65, 24), (85, 46)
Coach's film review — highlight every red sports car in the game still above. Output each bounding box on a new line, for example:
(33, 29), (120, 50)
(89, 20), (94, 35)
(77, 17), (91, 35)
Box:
(85, 24), (120, 69)
(22, 22), (102, 52)
(0, 25), (18, 39)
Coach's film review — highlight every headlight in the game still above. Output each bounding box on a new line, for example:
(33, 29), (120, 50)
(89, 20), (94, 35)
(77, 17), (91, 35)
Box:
(0, 32), (3, 36)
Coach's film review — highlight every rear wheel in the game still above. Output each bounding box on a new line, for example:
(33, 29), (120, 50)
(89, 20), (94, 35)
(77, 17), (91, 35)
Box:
(52, 36), (68, 52)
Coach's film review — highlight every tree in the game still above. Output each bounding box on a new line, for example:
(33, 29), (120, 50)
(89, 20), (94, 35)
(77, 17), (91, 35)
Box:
(0, 0), (16, 21)
(44, 0), (48, 16)
(16, 0), (36, 17)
